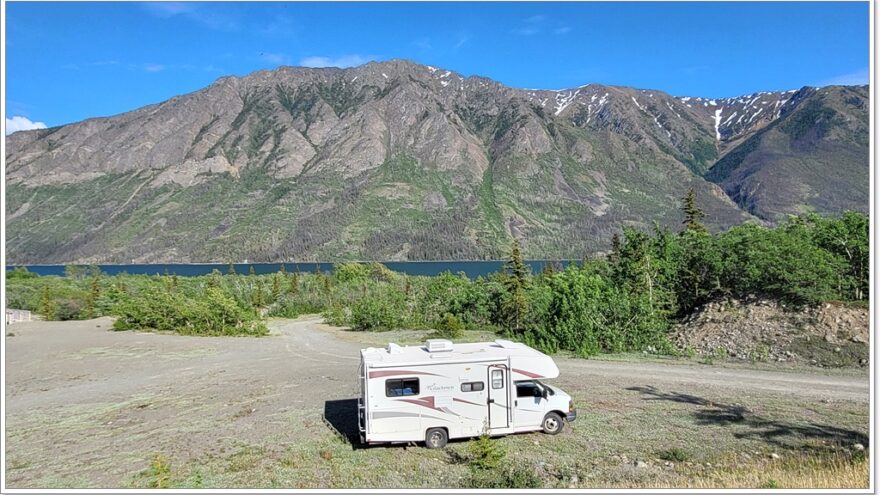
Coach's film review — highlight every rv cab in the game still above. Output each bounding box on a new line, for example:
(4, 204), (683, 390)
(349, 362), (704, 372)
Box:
(358, 339), (577, 448)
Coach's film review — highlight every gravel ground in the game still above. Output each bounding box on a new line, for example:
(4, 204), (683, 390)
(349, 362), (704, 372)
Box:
(3, 316), (870, 488)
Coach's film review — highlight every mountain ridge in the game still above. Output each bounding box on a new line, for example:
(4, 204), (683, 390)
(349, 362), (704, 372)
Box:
(5, 59), (869, 264)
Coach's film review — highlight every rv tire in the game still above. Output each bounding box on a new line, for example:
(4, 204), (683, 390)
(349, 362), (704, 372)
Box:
(542, 412), (564, 435)
(425, 428), (448, 449)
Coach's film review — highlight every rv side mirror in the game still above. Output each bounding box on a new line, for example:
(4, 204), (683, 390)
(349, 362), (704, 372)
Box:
(541, 388), (548, 399)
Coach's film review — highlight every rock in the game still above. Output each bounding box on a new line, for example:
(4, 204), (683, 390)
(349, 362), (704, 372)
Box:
(825, 334), (836, 343)
(570, 475), (579, 484)
(770, 453), (781, 460)
(635, 460), (648, 469)
(852, 335), (866, 343)
(854, 444), (865, 452)
(834, 347), (842, 353)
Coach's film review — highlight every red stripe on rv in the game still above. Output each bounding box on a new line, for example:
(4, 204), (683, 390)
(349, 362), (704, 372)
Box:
(453, 397), (483, 407)
(368, 369), (441, 379)
(512, 368), (544, 378)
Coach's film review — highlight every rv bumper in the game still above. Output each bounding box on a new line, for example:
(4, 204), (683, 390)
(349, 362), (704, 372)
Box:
(566, 410), (577, 422)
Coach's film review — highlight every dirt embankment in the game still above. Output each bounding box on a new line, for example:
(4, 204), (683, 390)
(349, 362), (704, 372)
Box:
(672, 298), (869, 367)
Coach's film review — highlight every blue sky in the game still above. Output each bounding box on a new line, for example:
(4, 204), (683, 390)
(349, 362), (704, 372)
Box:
(5, 1), (870, 130)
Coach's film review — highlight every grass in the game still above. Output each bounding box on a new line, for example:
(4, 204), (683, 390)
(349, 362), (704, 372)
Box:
(653, 452), (869, 489)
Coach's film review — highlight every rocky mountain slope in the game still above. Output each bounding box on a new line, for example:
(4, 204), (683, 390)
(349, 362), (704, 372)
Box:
(5, 60), (869, 263)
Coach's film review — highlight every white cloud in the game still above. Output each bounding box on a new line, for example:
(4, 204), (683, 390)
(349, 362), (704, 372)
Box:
(299, 54), (375, 68)
(818, 68), (869, 87)
(141, 2), (238, 31)
(143, 63), (166, 72)
(261, 52), (290, 65)
(554, 26), (572, 35)
(5, 116), (47, 135)
(514, 27), (540, 36)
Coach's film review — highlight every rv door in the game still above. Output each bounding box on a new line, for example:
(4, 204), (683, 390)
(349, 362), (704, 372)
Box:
(487, 364), (509, 429)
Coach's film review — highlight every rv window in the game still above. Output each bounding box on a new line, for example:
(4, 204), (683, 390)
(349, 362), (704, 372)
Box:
(385, 378), (420, 397)
(491, 369), (504, 389)
(461, 381), (485, 392)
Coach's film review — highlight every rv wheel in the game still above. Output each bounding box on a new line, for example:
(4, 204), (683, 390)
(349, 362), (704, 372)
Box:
(542, 413), (564, 435)
(425, 428), (448, 449)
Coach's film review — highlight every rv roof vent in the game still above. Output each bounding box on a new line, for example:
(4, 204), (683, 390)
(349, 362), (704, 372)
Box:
(425, 339), (454, 352)
(494, 339), (519, 349)
(386, 343), (403, 354)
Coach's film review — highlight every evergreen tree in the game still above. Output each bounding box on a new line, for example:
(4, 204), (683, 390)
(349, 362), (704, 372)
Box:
(252, 283), (265, 308)
(502, 240), (530, 335)
(271, 273), (281, 301)
(248, 265), (256, 276)
(83, 274), (102, 318)
(38, 285), (57, 320)
(681, 188), (707, 233)
(288, 272), (299, 295)
(208, 269), (222, 288)
(504, 239), (529, 288)
(227, 263), (236, 275)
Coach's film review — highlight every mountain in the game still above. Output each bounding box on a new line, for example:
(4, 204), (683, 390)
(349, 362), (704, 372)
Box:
(5, 60), (869, 264)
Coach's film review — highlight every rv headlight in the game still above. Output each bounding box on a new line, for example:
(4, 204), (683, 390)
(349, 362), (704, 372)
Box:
(569, 400), (575, 412)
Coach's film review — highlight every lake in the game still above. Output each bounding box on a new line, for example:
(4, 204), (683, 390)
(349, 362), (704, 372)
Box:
(7, 260), (576, 279)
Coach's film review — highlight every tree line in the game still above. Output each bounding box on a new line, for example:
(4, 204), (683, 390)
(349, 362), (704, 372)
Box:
(6, 191), (867, 355)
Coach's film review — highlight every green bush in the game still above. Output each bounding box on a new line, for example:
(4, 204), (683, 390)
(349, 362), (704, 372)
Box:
(466, 432), (505, 470)
(7, 267), (38, 279)
(461, 463), (543, 488)
(431, 313), (464, 339)
(657, 447), (690, 462)
(350, 290), (405, 331)
(113, 287), (267, 336)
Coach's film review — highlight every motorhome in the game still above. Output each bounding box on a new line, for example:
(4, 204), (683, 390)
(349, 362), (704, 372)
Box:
(358, 339), (576, 448)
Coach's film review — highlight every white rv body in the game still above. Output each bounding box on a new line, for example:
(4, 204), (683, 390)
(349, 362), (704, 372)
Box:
(358, 339), (576, 446)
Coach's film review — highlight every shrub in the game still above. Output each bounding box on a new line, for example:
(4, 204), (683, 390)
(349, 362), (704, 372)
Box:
(322, 303), (349, 326)
(142, 454), (172, 489)
(333, 262), (371, 283)
(113, 287), (267, 336)
(350, 290), (404, 331)
(7, 267), (38, 279)
(658, 447), (690, 462)
(432, 313), (464, 339)
(461, 463), (543, 488)
(466, 432), (505, 470)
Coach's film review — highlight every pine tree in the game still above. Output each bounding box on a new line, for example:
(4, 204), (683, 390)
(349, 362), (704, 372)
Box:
(227, 263), (236, 275)
(279, 264), (287, 275)
(252, 283), (265, 308)
(288, 272), (299, 295)
(681, 188), (708, 233)
(504, 239), (529, 288)
(248, 265), (256, 276)
(83, 274), (102, 318)
(502, 239), (530, 335)
(38, 285), (57, 320)
(208, 270), (221, 288)
(271, 273), (281, 301)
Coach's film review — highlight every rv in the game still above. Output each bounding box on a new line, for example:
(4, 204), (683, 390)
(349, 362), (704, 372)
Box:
(358, 338), (577, 448)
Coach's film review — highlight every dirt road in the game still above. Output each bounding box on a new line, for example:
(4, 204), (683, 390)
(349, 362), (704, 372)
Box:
(4, 317), (870, 488)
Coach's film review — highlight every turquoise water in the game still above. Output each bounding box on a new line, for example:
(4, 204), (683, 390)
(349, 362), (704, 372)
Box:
(7, 260), (575, 279)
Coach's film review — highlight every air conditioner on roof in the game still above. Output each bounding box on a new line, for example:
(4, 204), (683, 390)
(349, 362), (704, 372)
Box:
(425, 339), (454, 352)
